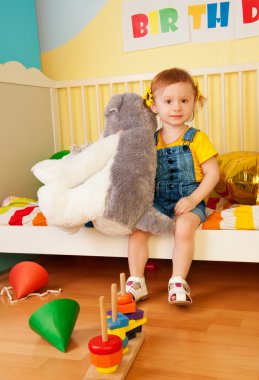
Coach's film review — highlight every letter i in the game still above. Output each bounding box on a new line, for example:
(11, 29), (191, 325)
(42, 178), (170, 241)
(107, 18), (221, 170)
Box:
(149, 10), (159, 34)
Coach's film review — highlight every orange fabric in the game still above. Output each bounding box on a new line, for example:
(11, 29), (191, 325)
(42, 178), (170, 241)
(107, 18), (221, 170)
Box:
(32, 212), (47, 226)
(202, 210), (222, 230)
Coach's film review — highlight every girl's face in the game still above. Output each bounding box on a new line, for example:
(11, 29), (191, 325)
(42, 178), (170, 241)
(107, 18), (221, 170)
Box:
(151, 81), (196, 128)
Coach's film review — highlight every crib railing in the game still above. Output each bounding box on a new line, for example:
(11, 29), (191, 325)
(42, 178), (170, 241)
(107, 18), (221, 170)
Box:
(1, 61), (258, 154)
(52, 62), (259, 154)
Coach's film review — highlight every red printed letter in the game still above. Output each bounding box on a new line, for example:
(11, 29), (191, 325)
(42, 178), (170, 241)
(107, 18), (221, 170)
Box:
(131, 14), (148, 38)
(242, 0), (259, 23)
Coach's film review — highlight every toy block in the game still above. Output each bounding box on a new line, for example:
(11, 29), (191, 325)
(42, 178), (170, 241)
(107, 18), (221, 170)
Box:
(126, 332), (136, 340)
(121, 336), (129, 349)
(95, 364), (119, 375)
(126, 317), (147, 334)
(107, 326), (127, 340)
(117, 293), (133, 305)
(125, 308), (144, 320)
(90, 349), (123, 367)
(106, 312), (128, 330)
(88, 334), (122, 356)
(127, 325), (142, 335)
(117, 301), (136, 314)
(126, 327), (141, 341)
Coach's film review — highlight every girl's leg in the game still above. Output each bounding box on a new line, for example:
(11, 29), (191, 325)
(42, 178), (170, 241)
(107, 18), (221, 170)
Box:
(127, 229), (150, 301)
(128, 229), (150, 276)
(172, 212), (200, 278)
(169, 212), (200, 303)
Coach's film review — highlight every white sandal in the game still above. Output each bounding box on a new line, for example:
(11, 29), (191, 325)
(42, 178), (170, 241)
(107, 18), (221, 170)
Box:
(126, 276), (149, 302)
(168, 276), (192, 305)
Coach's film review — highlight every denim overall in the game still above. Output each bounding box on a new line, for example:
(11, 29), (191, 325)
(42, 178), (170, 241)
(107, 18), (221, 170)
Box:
(153, 127), (206, 222)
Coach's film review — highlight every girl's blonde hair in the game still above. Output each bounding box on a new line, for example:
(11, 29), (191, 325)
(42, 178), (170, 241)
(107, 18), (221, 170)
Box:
(151, 67), (206, 107)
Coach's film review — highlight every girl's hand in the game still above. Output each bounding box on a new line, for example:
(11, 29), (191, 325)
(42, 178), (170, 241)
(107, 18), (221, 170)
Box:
(174, 196), (197, 215)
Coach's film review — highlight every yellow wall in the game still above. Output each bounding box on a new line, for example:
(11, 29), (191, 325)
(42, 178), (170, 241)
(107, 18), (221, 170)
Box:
(40, 0), (259, 80)
(40, 0), (259, 153)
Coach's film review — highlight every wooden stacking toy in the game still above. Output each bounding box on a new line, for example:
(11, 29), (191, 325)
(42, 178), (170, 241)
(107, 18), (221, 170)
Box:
(88, 296), (123, 374)
(84, 280), (147, 379)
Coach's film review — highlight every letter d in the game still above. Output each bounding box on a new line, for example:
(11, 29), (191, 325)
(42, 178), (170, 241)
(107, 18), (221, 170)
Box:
(242, 0), (259, 23)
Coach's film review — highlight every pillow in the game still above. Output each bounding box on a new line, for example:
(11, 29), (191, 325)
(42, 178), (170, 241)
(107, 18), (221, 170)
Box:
(215, 151), (259, 205)
(202, 204), (259, 230)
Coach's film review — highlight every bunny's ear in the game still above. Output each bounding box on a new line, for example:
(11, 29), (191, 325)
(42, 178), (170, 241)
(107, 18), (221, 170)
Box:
(104, 94), (124, 116)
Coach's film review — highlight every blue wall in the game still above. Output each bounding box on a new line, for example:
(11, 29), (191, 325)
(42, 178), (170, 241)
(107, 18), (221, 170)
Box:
(0, 0), (41, 69)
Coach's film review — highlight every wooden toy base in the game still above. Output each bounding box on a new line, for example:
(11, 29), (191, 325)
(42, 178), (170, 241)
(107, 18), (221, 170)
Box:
(84, 332), (145, 380)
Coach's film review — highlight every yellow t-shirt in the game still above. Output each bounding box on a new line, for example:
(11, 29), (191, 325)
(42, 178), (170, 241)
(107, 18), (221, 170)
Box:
(156, 127), (218, 182)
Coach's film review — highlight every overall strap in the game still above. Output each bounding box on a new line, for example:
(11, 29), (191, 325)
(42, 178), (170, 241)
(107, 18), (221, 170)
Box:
(183, 127), (199, 143)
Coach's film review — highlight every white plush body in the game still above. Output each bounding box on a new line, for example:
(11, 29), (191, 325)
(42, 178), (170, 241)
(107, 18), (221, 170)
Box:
(32, 133), (120, 230)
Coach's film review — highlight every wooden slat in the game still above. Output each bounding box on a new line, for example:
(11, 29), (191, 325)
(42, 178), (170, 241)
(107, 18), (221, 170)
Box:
(256, 70), (259, 151)
(238, 71), (244, 150)
(220, 73), (227, 153)
(203, 74), (209, 136)
(95, 85), (101, 138)
(81, 86), (88, 144)
(49, 87), (61, 152)
(66, 87), (74, 146)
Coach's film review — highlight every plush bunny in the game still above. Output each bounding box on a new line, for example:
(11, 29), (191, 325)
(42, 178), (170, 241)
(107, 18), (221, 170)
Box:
(32, 93), (175, 235)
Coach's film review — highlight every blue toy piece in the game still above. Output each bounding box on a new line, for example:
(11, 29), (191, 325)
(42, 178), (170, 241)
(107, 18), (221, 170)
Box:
(106, 312), (129, 330)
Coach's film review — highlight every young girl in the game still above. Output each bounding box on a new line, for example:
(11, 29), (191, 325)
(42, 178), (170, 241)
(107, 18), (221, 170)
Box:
(126, 67), (219, 305)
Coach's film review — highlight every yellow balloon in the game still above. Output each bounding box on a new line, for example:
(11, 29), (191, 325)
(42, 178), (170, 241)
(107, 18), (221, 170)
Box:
(215, 151), (259, 205)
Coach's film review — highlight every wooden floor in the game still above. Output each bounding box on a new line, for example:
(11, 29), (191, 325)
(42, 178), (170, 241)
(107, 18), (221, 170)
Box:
(1, 255), (259, 380)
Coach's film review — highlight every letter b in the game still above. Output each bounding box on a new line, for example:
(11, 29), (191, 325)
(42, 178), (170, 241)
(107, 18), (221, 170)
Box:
(131, 14), (148, 38)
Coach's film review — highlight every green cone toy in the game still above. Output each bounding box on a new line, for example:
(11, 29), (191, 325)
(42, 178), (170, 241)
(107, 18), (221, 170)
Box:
(29, 298), (80, 352)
